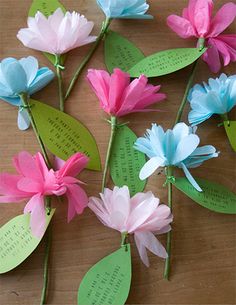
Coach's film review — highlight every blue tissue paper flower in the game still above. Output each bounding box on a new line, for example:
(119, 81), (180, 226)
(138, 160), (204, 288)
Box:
(134, 123), (219, 191)
(97, 0), (153, 19)
(188, 73), (236, 126)
(0, 56), (54, 130)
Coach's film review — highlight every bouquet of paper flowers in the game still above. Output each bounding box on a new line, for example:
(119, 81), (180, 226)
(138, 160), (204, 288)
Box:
(0, 0), (235, 304)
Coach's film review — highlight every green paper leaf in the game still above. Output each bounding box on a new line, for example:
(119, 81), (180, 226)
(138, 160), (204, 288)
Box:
(78, 245), (131, 305)
(128, 47), (207, 77)
(28, 0), (66, 65)
(109, 126), (146, 196)
(224, 121), (236, 152)
(173, 177), (236, 214)
(0, 210), (55, 274)
(30, 99), (101, 171)
(105, 30), (145, 73)
(29, 0), (66, 17)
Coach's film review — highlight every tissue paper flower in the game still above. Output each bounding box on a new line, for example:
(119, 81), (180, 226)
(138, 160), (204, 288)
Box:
(0, 151), (89, 237)
(167, 0), (236, 73)
(0, 56), (54, 130)
(87, 68), (166, 117)
(17, 8), (97, 55)
(134, 123), (219, 191)
(188, 73), (236, 126)
(89, 186), (173, 266)
(97, 0), (153, 19)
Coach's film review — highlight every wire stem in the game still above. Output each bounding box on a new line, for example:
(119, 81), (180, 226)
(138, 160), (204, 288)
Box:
(65, 18), (111, 100)
(101, 116), (117, 192)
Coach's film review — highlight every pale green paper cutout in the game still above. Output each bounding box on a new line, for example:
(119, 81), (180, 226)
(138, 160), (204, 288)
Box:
(29, 0), (66, 17)
(224, 121), (236, 152)
(105, 30), (145, 73)
(28, 0), (66, 64)
(109, 125), (147, 196)
(128, 47), (207, 77)
(0, 209), (55, 274)
(173, 177), (236, 214)
(30, 99), (101, 171)
(78, 244), (131, 305)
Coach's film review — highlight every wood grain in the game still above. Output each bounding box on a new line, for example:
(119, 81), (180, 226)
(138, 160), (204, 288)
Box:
(0, 0), (235, 304)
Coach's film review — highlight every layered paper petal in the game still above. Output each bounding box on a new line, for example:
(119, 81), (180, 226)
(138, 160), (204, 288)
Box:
(0, 151), (89, 236)
(66, 184), (88, 222)
(97, 0), (152, 19)
(17, 8), (97, 55)
(193, 0), (213, 37)
(24, 193), (46, 238)
(208, 3), (236, 37)
(188, 73), (236, 125)
(0, 56), (54, 130)
(167, 0), (236, 72)
(167, 15), (196, 38)
(89, 186), (172, 266)
(58, 153), (89, 178)
(135, 123), (218, 190)
(87, 68), (166, 117)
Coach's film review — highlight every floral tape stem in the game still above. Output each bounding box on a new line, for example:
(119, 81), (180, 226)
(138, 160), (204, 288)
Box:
(174, 38), (205, 125)
(19, 93), (51, 168)
(55, 55), (65, 112)
(40, 197), (52, 305)
(220, 113), (230, 126)
(164, 166), (173, 280)
(102, 115), (117, 192)
(121, 232), (128, 247)
(65, 18), (111, 100)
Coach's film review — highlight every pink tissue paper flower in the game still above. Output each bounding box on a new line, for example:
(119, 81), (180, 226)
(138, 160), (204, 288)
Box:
(0, 151), (89, 237)
(87, 68), (166, 117)
(17, 8), (97, 55)
(89, 186), (173, 266)
(167, 0), (236, 73)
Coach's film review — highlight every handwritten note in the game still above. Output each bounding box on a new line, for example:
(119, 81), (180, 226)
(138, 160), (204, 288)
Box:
(224, 121), (236, 152)
(173, 177), (236, 214)
(29, 0), (66, 17)
(78, 245), (131, 305)
(109, 125), (146, 196)
(30, 99), (101, 171)
(0, 210), (55, 273)
(128, 47), (207, 77)
(105, 31), (145, 73)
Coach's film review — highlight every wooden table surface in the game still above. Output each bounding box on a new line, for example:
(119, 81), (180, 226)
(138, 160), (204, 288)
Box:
(0, 0), (236, 304)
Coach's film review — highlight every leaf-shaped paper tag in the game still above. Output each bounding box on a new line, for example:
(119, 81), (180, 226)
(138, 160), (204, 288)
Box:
(28, 0), (66, 64)
(128, 47), (207, 77)
(78, 245), (131, 305)
(224, 121), (236, 152)
(105, 30), (145, 73)
(0, 210), (55, 273)
(30, 99), (101, 171)
(109, 126), (147, 196)
(29, 0), (66, 17)
(173, 177), (236, 214)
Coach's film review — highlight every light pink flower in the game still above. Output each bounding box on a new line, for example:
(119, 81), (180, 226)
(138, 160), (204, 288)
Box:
(0, 151), (89, 237)
(89, 186), (173, 266)
(17, 8), (97, 55)
(167, 0), (236, 73)
(87, 68), (166, 117)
